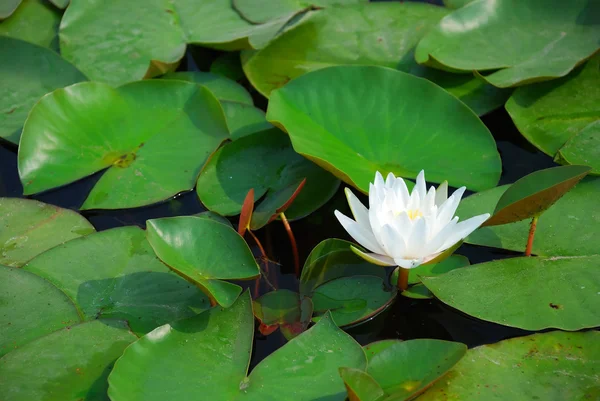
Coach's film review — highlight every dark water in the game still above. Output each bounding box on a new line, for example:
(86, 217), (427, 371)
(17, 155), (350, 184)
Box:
(0, 0), (560, 367)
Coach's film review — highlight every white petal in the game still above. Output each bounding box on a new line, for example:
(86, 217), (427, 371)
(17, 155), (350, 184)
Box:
(406, 217), (428, 258)
(414, 170), (426, 201)
(391, 211), (413, 243)
(394, 257), (424, 269)
(345, 188), (369, 228)
(351, 246), (396, 266)
(439, 213), (490, 251)
(436, 186), (466, 226)
(385, 172), (396, 189)
(423, 216), (459, 255)
(335, 210), (385, 254)
(381, 224), (407, 258)
(408, 188), (421, 212)
(423, 186), (436, 214)
(393, 176), (410, 207)
(374, 171), (385, 191)
(369, 183), (381, 207)
(435, 181), (448, 207)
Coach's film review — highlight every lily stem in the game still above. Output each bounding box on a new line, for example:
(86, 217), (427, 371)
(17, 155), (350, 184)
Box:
(247, 229), (276, 296)
(397, 267), (409, 292)
(280, 212), (300, 277)
(525, 216), (539, 257)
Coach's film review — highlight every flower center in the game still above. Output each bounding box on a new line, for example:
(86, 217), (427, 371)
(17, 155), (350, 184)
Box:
(407, 209), (423, 220)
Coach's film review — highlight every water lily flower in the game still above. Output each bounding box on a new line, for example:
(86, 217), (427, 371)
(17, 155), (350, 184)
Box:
(335, 171), (490, 270)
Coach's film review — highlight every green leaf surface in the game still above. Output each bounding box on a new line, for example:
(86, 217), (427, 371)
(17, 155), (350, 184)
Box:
(0, 320), (137, 401)
(506, 54), (600, 159)
(300, 239), (387, 297)
(222, 101), (274, 140)
(0, 198), (95, 267)
(418, 331), (600, 401)
(0, 0), (60, 50)
(233, 0), (366, 24)
(243, 3), (510, 116)
(485, 165), (591, 226)
(442, 0), (474, 9)
(408, 255), (470, 285)
(312, 276), (396, 327)
(0, 0), (20, 19)
(366, 339), (467, 400)
(23, 226), (209, 335)
(339, 367), (385, 401)
(59, 0), (293, 86)
(196, 128), (339, 223)
(18, 80), (229, 210)
(210, 52), (245, 81)
(108, 293), (367, 401)
(422, 255), (600, 331)
(0, 37), (86, 144)
(415, 0), (600, 87)
(267, 65), (501, 192)
(557, 121), (600, 174)
(0, 265), (80, 357)
(162, 71), (252, 105)
(146, 216), (260, 307)
(48, 0), (68, 9)
(456, 177), (600, 256)
(401, 284), (435, 300)
(253, 289), (313, 339)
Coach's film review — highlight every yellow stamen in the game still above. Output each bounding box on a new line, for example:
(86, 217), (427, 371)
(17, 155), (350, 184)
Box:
(407, 209), (423, 220)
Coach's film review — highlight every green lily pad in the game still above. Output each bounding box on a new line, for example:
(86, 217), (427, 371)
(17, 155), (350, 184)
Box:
(506, 54), (600, 162)
(267, 65), (501, 192)
(222, 101), (274, 140)
(162, 71), (252, 105)
(456, 177), (600, 256)
(0, 320), (137, 401)
(108, 293), (367, 401)
(364, 339), (467, 400)
(242, 2), (510, 116)
(418, 331), (600, 401)
(485, 165), (591, 226)
(557, 121), (600, 174)
(146, 216), (260, 307)
(300, 239), (387, 297)
(48, 0), (68, 9)
(23, 226), (209, 335)
(0, 198), (95, 267)
(233, 0), (366, 24)
(408, 255), (470, 285)
(253, 289), (313, 339)
(339, 367), (385, 401)
(196, 128), (340, 224)
(415, 0), (600, 88)
(18, 80), (229, 210)
(401, 284), (436, 300)
(0, 0), (60, 50)
(210, 52), (245, 81)
(0, 37), (87, 144)
(312, 276), (396, 327)
(0, 265), (80, 357)
(59, 0), (293, 86)
(0, 0), (20, 19)
(442, 0), (474, 8)
(422, 255), (600, 331)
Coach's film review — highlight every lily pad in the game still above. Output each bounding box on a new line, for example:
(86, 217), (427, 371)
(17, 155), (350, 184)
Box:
(242, 2), (510, 115)
(210, 52), (245, 81)
(23, 226), (210, 335)
(422, 255), (600, 331)
(222, 101), (274, 140)
(456, 177), (600, 256)
(48, 0), (68, 9)
(60, 0), (293, 86)
(162, 71), (252, 105)
(267, 65), (501, 192)
(146, 216), (260, 307)
(485, 165), (591, 226)
(312, 275), (396, 327)
(415, 0), (600, 88)
(0, 37), (87, 144)
(18, 80), (229, 210)
(0, 265), (80, 357)
(339, 368), (385, 401)
(233, 0), (366, 24)
(196, 128), (340, 223)
(108, 293), (367, 401)
(557, 121), (600, 174)
(253, 289), (313, 339)
(442, 0), (474, 8)
(0, 198), (95, 267)
(0, 320), (137, 401)
(0, 0), (20, 19)
(0, 0), (60, 50)
(506, 54), (600, 162)
(418, 331), (600, 401)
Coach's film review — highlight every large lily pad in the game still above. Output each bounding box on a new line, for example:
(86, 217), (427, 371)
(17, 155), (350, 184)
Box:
(146, 216), (260, 307)
(0, 197), (95, 267)
(557, 121), (600, 174)
(506, 54), (600, 165)
(196, 129), (339, 223)
(415, 0), (600, 88)
(23, 226), (210, 335)
(485, 165), (591, 226)
(0, 37), (86, 144)
(0, 0), (20, 19)
(18, 80), (229, 210)
(233, 0), (366, 24)
(222, 101), (274, 140)
(0, 0), (60, 50)
(242, 3), (510, 116)
(108, 293), (367, 401)
(456, 177), (600, 256)
(419, 331), (600, 401)
(0, 320), (137, 401)
(0, 265), (80, 357)
(60, 0), (293, 86)
(267, 65), (501, 192)
(422, 255), (600, 331)
(162, 71), (252, 105)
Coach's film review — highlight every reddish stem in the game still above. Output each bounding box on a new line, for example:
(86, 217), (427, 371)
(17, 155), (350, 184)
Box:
(525, 216), (539, 257)
(397, 267), (409, 291)
(280, 212), (300, 277)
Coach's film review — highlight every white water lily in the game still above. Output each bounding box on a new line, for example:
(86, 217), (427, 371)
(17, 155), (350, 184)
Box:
(335, 171), (490, 269)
